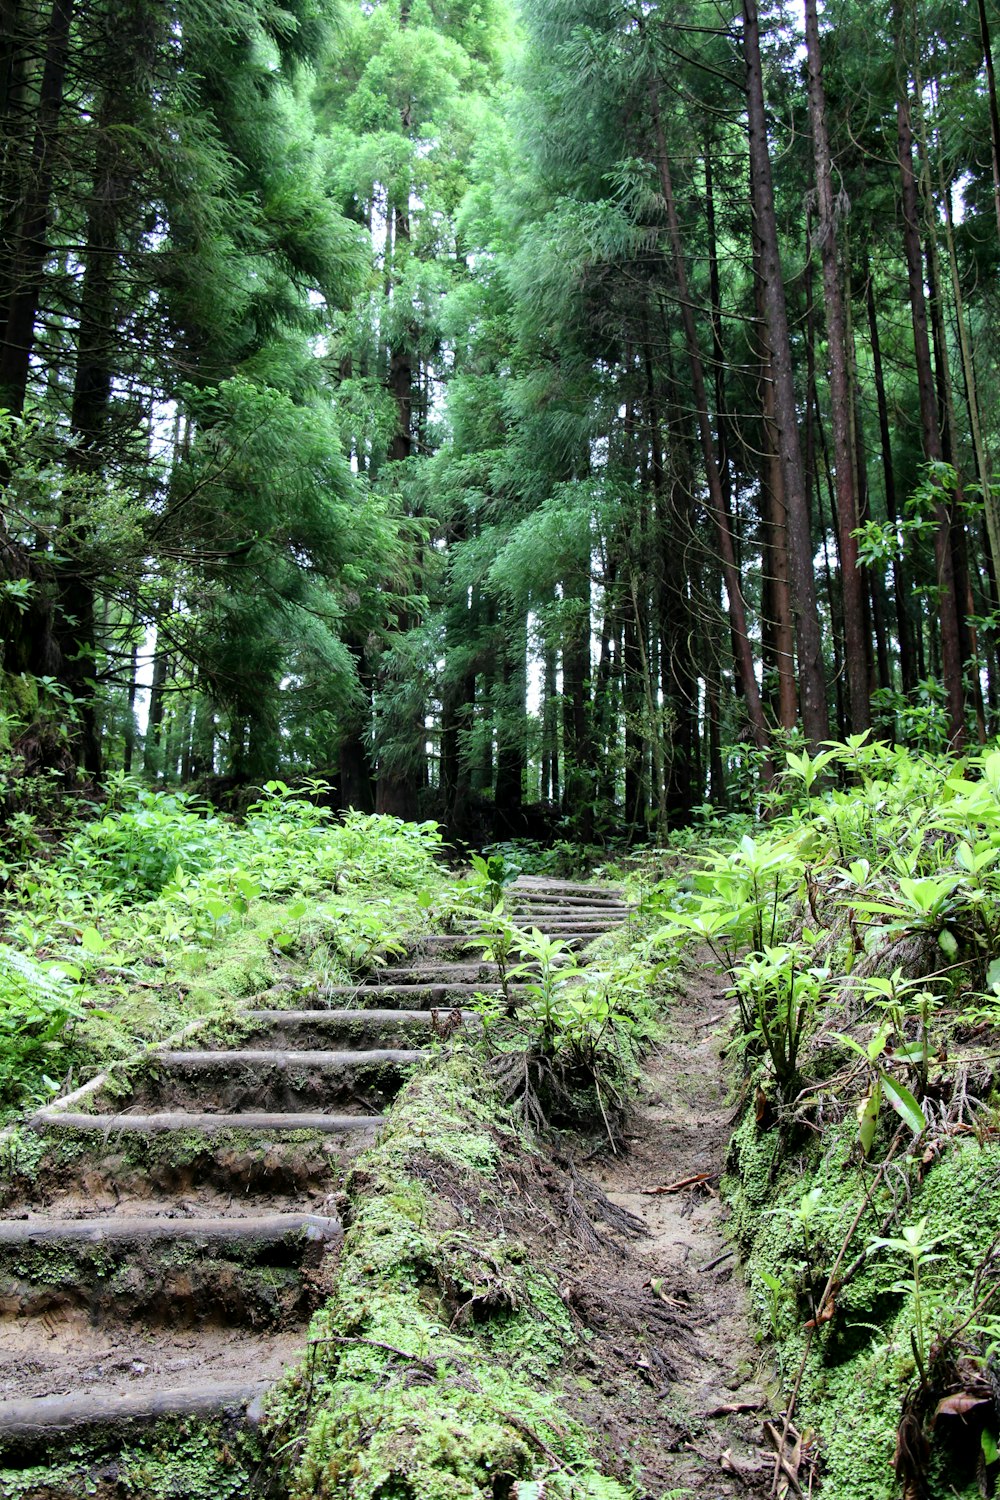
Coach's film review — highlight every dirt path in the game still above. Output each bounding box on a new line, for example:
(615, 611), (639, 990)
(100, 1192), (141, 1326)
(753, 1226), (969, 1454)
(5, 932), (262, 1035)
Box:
(594, 953), (776, 1496)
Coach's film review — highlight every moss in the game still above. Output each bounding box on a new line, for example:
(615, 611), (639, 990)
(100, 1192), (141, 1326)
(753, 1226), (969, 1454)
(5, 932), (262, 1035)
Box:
(728, 1094), (1000, 1497)
(263, 1056), (633, 1500)
(0, 1418), (262, 1500)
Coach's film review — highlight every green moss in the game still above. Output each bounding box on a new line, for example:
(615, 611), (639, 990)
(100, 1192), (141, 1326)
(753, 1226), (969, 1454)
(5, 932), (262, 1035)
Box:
(0, 1418), (262, 1499)
(728, 1098), (1000, 1497)
(263, 1057), (633, 1500)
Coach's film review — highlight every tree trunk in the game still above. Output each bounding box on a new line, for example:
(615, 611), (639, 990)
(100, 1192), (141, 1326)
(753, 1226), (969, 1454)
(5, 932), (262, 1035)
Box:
(742, 0), (829, 747)
(895, 49), (965, 744)
(977, 0), (1000, 248)
(648, 79), (770, 764)
(865, 256), (916, 693)
(804, 0), (869, 732)
(0, 0), (75, 416)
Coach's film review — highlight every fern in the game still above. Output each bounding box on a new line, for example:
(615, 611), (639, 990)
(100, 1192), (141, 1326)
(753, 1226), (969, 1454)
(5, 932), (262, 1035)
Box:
(0, 944), (84, 1109)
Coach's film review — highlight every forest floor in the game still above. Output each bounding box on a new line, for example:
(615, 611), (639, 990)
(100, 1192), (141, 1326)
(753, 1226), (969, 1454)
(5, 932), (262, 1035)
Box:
(585, 952), (778, 1497)
(0, 873), (782, 1499)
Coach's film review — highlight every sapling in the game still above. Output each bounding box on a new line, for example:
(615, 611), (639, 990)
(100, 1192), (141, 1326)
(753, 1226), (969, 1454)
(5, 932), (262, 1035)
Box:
(867, 1217), (954, 1379)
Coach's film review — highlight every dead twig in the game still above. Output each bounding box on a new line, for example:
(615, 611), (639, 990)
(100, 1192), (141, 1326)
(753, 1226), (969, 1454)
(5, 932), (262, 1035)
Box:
(642, 1170), (720, 1195)
(697, 1248), (735, 1274)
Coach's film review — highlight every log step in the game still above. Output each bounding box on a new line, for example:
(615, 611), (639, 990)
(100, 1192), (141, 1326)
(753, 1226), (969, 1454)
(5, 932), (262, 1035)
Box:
(0, 1380), (267, 1453)
(241, 1008), (480, 1047)
(153, 1048), (423, 1069)
(30, 1111), (383, 1135)
(0, 1212), (341, 1248)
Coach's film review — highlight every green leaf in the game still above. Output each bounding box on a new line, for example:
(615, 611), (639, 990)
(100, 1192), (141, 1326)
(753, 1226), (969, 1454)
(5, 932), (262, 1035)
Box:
(937, 929), (958, 958)
(857, 1083), (881, 1156)
(80, 927), (105, 955)
(879, 1071), (925, 1135)
(982, 1430), (998, 1466)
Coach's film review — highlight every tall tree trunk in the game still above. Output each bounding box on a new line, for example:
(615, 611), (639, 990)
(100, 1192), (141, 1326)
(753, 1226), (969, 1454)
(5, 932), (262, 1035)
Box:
(756, 234), (798, 730)
(977, 0), (1000, 248)
(561, 572), (593, 840)
(144, 601), (171, 778)
(865, 256), (916, 693)
(0, 0), (75, 415)
(648, 80), (770, 765)
(895, 36), (965, 744)
(940, 174), (1000, 587)
(493, 619), (526, 834)
(622, 581), (645, 829)
(742, 0), (829, 747)
(804, 0), (869, 732)
(58, 82), (130, 777)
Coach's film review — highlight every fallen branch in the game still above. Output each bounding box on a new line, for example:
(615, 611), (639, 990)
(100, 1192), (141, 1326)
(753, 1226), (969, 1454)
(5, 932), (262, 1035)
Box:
(642, 1170), (720, 1195)
(697, 1248), (735, 1274)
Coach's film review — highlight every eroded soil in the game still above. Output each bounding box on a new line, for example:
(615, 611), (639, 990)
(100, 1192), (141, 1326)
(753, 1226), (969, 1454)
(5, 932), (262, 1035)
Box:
(574, 953), (777, 1496)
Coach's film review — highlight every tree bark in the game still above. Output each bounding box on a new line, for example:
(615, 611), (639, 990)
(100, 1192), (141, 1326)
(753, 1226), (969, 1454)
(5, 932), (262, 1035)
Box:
(895, 37), (965, 744)
(865, 256), (916, 693)
(648, 79), (770, 765)
(742, 0), (829, 747)
(804, 0), (869, 732)
(977, 0), (1000, 248)
(0, 0), (75, 416)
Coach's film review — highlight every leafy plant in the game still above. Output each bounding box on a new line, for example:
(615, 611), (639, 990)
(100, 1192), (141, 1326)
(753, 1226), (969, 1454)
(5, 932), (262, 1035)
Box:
(0, 944), (85, 1107)
(868, 1218), (955, 1376)
(732, 945), (834, 1100)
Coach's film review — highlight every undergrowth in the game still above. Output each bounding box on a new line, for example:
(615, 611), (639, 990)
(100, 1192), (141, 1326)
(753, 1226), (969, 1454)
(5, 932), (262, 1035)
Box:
(0, 779), (448, 1117)
(643, 735), (1000, 1498)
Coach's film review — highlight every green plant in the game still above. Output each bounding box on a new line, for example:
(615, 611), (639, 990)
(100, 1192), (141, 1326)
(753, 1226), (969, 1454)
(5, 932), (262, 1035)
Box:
(0, 944), (86, 1108)
(733, 944), (834, 1099)
(867, 1218), (955, 1377)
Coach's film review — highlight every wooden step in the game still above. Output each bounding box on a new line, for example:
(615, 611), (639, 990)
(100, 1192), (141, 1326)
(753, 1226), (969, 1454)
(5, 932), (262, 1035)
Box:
(319, 981), (532, 1007)
(0, 1211), (341, 1248)
(241, 1008), (480, 1047)
(30, 1110), (383, 1135)
(0, 1379), (267, 1455)
(0, 1212), (342, 1329)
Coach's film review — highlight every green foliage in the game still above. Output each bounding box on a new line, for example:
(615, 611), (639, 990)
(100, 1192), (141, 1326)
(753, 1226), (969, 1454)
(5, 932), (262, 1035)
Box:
(0, 945), (86, 1107)
(0, 787), (448, 1117)
(676, 738), (1000, 1498)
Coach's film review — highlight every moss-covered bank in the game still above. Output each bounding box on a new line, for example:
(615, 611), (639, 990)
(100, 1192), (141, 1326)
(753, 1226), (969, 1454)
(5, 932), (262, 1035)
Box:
(726, 1092), (1000, 1498)
(262, 1055), (636, 1500)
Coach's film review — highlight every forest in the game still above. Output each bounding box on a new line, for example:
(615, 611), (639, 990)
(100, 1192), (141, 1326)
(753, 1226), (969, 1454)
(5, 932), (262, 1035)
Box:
(4, 1), (1000, 1499)
(4, 0), (1000, 838)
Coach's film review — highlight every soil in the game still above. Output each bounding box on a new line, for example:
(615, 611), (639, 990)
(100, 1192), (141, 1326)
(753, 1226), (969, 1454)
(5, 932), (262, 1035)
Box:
(573, 951), (778, 1497)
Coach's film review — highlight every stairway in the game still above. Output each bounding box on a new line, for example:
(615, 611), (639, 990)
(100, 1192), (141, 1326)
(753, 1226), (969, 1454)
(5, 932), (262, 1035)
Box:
(0, 875), (631, 1488)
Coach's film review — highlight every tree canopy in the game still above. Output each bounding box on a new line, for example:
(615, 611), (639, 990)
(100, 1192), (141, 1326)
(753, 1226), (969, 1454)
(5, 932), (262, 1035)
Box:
(4, 0), (1000, 840)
